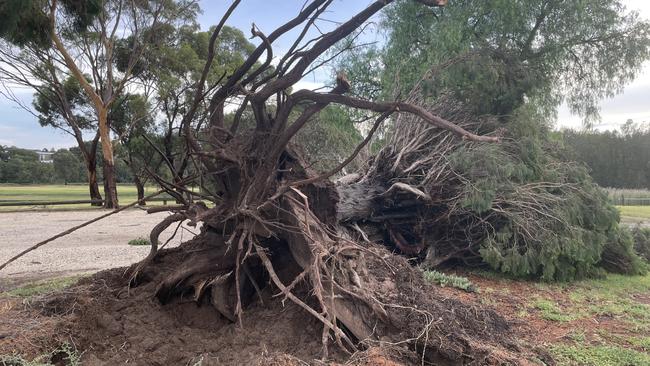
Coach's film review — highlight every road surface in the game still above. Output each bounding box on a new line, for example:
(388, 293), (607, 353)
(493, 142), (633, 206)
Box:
(0, 209), (198, 289)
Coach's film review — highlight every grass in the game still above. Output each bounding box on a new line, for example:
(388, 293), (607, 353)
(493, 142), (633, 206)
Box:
(618, 205), (650, 219)
(550, 344), (650, 366)
(527, 273), (650, 324)
(532, 298), (581, 322)
(0, 184), (175, 211)
(422, 270), (476, 292)
(3, 276), (82, 298)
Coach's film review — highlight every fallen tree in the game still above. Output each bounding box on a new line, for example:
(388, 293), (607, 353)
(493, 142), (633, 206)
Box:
(122, 0), (534, 363)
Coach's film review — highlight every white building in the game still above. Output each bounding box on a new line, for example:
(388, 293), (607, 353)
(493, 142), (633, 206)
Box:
(33, 149), (54, 163)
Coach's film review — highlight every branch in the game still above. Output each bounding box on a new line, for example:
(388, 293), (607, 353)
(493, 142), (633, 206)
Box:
(293, 91), (500, 142)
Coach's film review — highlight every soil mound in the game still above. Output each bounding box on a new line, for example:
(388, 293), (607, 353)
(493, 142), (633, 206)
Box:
(0, 242), (538, 365)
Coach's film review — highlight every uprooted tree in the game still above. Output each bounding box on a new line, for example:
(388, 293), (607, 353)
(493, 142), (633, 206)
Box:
(121, 0), (650, 362)
(2, 0), (649, 363)
(122, 0), (540, 362)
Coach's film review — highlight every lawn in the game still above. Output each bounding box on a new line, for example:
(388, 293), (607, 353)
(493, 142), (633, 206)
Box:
(431, 270), (650, 365)
(0, 184), (172, 211)
(618, 205), (650, 219)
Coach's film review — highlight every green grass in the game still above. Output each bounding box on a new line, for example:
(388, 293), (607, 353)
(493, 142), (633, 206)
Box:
(0, 184), (174, 211)
(551, 344), (650, 366)
(532, 298), (582, 322)
(528, 273), (650, 325)
(617, 205), (650, 219)
(3, 276), (82, 298)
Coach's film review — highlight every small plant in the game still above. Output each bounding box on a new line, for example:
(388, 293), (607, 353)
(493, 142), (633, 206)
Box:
(422, 270), (476, 292)
(128, 237), (150, 246)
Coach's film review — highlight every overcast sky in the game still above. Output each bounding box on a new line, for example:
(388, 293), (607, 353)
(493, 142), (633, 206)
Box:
(1, 0), (649, 149)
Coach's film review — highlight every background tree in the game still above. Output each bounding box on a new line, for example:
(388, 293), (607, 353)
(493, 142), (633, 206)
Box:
(378, 0), (650, 122)
(32, 75), (103, 202)
(562, 121), (650, 189)
(116, 23), (256, 198)
(0, 147), (55, 184)
(0, 43), (104, 203)
(109, 93), (160, 202)
(52, 148), (85, 184)
(0, 0), (198, 208)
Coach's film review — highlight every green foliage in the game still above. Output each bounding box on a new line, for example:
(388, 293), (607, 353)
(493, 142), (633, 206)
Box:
(380, 0), (650, 122)
(52, 149), (85, 184)
(32, 76), (95, 132)
(0, 0), (101, 47)
(631, 226), (650, 263)
(128, 237), (150, 246)
(422, 270), (476, 292)
(441, 110), (622, 281)
(0, 147), (55, 184)
(294, 105), (363, 172)
(600, 226), (648, 276)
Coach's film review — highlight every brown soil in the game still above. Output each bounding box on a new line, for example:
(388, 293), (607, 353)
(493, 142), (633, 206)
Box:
(0, 245), (537, 365)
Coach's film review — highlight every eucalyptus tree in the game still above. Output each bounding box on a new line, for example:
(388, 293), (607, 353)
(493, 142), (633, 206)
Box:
(115, 24), (256, 195)
(0, 43), (104, 203)
(0, 0), (199, 208)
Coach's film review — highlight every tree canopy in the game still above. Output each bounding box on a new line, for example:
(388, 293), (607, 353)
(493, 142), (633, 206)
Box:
(378, 0), (650, 122)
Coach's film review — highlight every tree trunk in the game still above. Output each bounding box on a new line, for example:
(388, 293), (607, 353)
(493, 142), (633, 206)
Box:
(98, 107), (119, 209)
(87, 161), (103, 206)
(133, 174), (145, 205)
(75, 134), (103, 207)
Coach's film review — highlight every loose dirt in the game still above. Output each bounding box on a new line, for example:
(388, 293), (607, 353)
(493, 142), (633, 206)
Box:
(0, 246), (532, 365)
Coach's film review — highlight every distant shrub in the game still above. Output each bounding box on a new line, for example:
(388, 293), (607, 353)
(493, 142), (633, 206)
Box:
(128, 237), (149, 246)
(423, 270), (476, 292)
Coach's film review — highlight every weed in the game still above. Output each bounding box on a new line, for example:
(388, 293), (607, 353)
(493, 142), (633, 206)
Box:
(128, 237), (150, 246)
(422, 270), (476, 292)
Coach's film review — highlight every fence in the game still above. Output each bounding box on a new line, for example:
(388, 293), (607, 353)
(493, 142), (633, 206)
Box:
(0, 197), (172, 208)
(605, 188), (650, 206)
(608, 197), (650, 206)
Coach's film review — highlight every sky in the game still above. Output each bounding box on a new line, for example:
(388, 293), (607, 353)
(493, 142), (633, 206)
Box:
(1, 0), (649, 149)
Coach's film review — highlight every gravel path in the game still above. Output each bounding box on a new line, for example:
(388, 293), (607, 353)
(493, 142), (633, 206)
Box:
(0, 209), (198, 286)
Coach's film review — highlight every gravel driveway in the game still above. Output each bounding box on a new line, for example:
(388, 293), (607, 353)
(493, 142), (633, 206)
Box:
(0, 209), (198, 287)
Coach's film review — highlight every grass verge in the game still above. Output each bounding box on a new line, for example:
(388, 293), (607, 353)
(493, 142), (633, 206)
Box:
(3, 276), (83, 298)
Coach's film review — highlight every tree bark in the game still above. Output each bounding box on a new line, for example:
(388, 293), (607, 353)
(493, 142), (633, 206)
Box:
(98, 107), (119, 209)
(134, 174), (145, 205)
(87, 159), (103, 206)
